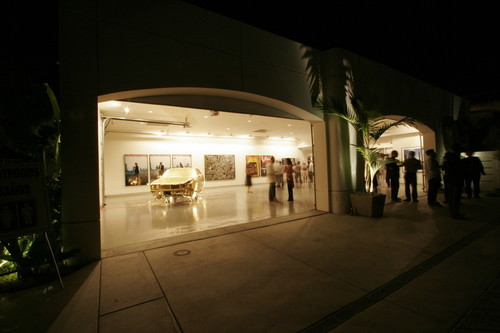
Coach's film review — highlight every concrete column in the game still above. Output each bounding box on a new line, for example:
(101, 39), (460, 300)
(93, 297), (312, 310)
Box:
(311, 121), (329, 212)
(59, 2), (101, 265)
(325, 114), (359, 214)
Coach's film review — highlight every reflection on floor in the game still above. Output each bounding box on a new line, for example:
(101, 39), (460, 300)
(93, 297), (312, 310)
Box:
(101, 182), (316, 251)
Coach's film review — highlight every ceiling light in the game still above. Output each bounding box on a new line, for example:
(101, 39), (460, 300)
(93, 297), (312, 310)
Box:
(100, 101), (122, 108)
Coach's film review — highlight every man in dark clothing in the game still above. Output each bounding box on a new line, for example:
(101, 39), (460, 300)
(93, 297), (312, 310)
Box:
(386, 150), (403, 202)
(403, 151), (422, 202)
(424, 149), (442, 206)
(442, 144), (466, 219)
(463, 151), (486, 198)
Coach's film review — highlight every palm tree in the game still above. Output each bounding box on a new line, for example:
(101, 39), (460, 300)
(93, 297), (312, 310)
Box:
(316, 94), (419, 194)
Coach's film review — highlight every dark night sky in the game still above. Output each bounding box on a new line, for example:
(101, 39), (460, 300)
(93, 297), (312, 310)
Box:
(4, 1), (500, 105)
(185, 1), (500, 105)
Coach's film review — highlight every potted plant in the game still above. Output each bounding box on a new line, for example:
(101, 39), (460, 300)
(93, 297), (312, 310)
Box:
(316, 91), (418, 217)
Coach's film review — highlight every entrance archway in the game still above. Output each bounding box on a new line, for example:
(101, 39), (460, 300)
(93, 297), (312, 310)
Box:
(375, 117), (436, 195)
(98, 88), (326, 256)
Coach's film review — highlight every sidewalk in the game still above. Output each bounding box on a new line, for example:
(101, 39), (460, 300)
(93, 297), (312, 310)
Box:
(1, 193), (500, 332)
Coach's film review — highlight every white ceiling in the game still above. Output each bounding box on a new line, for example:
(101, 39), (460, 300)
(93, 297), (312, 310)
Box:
(98, 101), (313, 145)
(98, 101), (419, 146)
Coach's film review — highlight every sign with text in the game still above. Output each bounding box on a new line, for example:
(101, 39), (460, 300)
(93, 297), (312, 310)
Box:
(0, 163), (50, 239)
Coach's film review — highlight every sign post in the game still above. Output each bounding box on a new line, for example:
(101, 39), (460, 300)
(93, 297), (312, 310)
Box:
(0, 163), (63, 289)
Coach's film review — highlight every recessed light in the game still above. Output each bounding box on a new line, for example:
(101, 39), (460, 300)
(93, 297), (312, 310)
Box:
(101, 101), (121, 108)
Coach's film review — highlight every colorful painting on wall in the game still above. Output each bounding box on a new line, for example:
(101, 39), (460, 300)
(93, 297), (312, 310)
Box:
(124, 154), (148, 186)
(172, 154), (192, 168)
(204, 155), (236, 180)
(149, 154), (171, 180)
(245, 155), (260, 177)
(259, 155), (273, 177)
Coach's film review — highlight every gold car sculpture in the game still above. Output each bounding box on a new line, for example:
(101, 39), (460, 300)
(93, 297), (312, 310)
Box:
(150, 167), (205, 202)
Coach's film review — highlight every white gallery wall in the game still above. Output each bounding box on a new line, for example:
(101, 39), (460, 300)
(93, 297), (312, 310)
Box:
(102, 132), (310, 197)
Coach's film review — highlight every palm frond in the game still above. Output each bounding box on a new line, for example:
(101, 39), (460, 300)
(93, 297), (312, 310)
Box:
(301, 46), (322, 106)
(370, 117), (420, 141)
(316, 97), (361, 132)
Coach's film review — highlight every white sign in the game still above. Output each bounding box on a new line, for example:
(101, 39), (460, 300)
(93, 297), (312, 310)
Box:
(0, 163), (50, 239)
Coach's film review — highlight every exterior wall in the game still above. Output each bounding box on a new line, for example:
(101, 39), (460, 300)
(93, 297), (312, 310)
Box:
(59, 0), (324, 264)
(320, 49), (462, 213)
(59, 0), (464, 264)
(96, 0), (321, 120)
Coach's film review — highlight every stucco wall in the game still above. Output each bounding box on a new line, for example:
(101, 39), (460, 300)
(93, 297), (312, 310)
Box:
(96, 0), (320, 119)
(320, 48), (457, 136)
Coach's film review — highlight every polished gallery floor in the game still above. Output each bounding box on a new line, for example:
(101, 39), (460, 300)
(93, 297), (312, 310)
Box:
(100, 182), (316, 252)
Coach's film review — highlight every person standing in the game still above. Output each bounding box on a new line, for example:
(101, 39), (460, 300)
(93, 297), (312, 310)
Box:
(293, 162), (301, 186)
(301, 162), (308, 183)
(442, 144), (466, 219)
(308, 159), (314, 182)
(463, 150), (486, 198)
(245, 163), (253, 193)
(403, 151), (422, 202)
(424, 149), (442, 207)
(267, 156), (279, 202)
(284, 158), (295, 201)
(275, 161), (284, 188)
(385, 150), (403, 202)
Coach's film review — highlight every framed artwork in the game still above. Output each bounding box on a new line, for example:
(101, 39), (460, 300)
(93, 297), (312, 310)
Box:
(124, 154), (148, 186)
(259, 155), (272, 177)
(149, 154), (171, 180)
(172, 154), (192, 168)
(245, 155), (260, 177)
(401, 147), (423, 162)
(204, 155), (236, 180)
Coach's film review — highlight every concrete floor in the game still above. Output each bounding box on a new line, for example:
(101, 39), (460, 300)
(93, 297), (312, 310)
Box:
(2, 189), (500, 333)
(100, 182), (316, 256)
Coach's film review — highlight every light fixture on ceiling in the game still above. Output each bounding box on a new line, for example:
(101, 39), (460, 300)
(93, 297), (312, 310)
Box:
(102, 116), (191, 129)
(100, 100), (122, 108)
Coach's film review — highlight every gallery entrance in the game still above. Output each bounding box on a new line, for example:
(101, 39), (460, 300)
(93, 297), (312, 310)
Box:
(98, 99), (319, 256)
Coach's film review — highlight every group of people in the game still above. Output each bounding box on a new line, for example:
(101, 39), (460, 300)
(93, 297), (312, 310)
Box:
(382, 146), (486, 220)
(385, 150), (423, 203)
(266, 157), (314, 203)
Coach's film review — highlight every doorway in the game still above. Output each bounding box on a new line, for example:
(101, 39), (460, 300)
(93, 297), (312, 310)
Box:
(98, 101), (317, 254)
